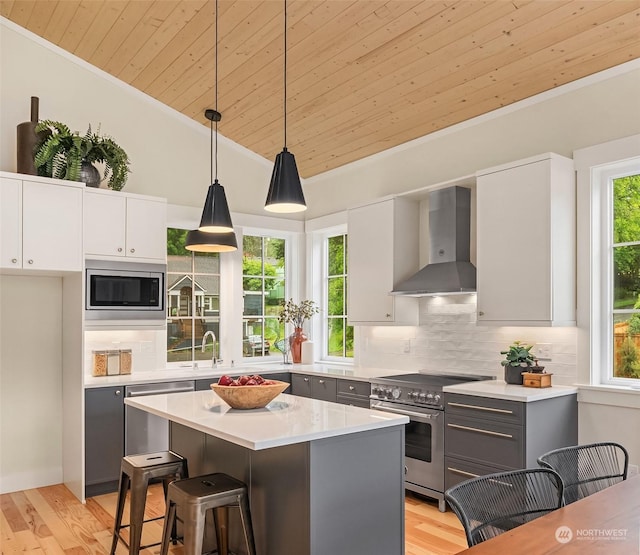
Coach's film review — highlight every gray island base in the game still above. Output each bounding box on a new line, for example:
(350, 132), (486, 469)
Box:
(125, 391), (407, 555)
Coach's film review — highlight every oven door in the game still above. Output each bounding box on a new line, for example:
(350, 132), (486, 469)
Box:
(370, 399), (444, 495)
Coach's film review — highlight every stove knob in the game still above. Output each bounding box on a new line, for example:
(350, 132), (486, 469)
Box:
(371, 386), (379, 395)
(426, 393), (434, 401)
(392, 388), (401, 399)
(434, 394), (441, 403)
(409, 391), (418, 400)
(418, 393), (427, 402)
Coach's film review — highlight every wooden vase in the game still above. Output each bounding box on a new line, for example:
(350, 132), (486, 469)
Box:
(289, 327), (307, 364)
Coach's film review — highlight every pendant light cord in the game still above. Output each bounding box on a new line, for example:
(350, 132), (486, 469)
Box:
(214, 0), (219, 182)
(283, 0), (287, 149)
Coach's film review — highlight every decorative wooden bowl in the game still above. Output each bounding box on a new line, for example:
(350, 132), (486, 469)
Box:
(210, 380), (290, 409)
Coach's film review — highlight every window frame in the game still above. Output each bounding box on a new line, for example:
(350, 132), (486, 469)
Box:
(165, 226), (223, 367)
(599, 161), (640, 385)
(324, 232), (353, 360)
(239, 226), (302, 364)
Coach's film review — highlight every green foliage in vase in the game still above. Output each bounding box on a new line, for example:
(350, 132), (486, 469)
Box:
(500, 340), (536, 367)
(34, 120), (131, 191)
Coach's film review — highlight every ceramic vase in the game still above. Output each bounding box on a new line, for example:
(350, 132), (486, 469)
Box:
(504, 364), (525, 385)
(289, 327), (307, 364)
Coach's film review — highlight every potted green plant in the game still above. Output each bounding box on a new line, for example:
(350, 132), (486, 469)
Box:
(33, 120), (130, 190)
(500, 340), (536, 384)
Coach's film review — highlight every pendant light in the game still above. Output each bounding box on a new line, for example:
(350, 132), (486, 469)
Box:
(265, 0), (307, 213)
(186, 0), (238, 252)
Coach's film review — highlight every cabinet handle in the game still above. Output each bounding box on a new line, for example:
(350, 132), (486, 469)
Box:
(130, 248), (135, 253)
(385, 313), (391, 318)
(303, 377), (309, 382)
(28, 259), (34, 264)
(115, 390), (121, 396)
(349, 385), (355, 391)
(478, 311), (484, 316)
(447, 402), (513, 415)
(117, 247), (123, 252)
(318, 379), (325, 384)
(11, 258), (17, 263)
(447, 423), (513, 439)
(447, 467), (480, 479)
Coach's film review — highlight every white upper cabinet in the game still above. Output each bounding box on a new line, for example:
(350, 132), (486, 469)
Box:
(348, 197), (419, 325)
(0, 173), (83, 272)
(84, 189), (166, 262)
(475, 153), (576, 326)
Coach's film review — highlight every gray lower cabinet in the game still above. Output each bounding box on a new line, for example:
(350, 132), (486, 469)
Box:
(85, 386), (124, 497)
(292, 373), (337, 401)
(444, 392), (578, 491)
(336, 379), (371, 408)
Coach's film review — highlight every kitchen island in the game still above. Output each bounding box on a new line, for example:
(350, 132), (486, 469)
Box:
(125, 389), (408, 555)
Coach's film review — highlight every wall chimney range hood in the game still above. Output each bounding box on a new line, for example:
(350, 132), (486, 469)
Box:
(391, 186), (476, 296)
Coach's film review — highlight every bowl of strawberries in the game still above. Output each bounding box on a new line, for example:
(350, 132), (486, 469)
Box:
(210, 374), (290, 409)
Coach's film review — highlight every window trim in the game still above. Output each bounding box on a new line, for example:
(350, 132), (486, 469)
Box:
(599, 162), (640, 385)
(240, 226), (302, 363)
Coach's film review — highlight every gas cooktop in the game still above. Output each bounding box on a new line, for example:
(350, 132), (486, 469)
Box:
(370, 372), (495, 409)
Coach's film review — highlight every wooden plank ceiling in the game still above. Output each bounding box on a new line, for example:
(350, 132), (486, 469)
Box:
(2, 0), (639, 178)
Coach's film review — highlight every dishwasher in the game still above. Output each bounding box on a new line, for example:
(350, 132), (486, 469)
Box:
(125, 381), (195, 455)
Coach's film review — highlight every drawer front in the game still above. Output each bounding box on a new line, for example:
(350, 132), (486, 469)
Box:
(336, 394), (371, 408)
(444, 393), (523, 425)
(445, 413), (523, 469)
(337, 379), (370, 398)
(291, 374), (312, 398)
(311, 376), (337, 402)
(445, 456), (504, 491)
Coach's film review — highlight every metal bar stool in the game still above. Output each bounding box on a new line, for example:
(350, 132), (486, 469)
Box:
(160, 473), (257, 555)
(110, 451), (188, 555)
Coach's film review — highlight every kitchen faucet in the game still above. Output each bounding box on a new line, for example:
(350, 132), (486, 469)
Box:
(201, 331), (219, 368)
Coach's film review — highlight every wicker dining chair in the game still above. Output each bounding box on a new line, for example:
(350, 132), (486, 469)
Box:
(445, 468), (564, 547)
(537, 442), (629, 504)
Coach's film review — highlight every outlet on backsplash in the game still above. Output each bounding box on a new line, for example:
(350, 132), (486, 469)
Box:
(535, 343), (552, 361)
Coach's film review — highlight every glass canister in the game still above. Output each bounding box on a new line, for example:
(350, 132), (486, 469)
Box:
(119, 349), (132, 375)
(92, 351), (108, 377)
(107, 350), (120, 375)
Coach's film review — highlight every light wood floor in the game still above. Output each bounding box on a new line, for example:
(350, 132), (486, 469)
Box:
(1, 484), (467, 554)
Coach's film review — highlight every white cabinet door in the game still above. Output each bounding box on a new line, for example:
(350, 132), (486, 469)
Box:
(83, 191), (166, 261)
(22, 180), (83, 271)
(0, 177), (22, 268)
(125, 197), (166, 260)
(84, 190), (127, 257)
(348, 197), (419, 324)
(476, 154), (575, 326)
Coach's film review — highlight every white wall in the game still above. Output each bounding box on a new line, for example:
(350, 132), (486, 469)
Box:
(0, 19), (281, 219)
(0, 275), (63, 493)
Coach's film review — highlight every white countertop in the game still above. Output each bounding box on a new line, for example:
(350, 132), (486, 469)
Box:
(443, 380), (578, 402)
(84, 363), (416, 388)
(124, 390), (408, 450)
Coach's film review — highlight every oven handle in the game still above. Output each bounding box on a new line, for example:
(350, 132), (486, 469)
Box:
(370, 401), (440, 423)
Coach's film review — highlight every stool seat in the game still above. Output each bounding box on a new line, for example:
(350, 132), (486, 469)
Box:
(161, 473), (257, 555)
(110, 451), (188, 555)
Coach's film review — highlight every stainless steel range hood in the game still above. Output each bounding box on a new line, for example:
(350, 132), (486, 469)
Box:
(391, 186), (476, 296)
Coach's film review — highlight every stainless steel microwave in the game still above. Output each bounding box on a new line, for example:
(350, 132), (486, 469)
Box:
(85, 259), (165, 320)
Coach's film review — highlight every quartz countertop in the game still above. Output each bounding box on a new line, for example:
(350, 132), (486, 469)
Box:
(124, 390), (408, 450)
(443, 380), (578, 402)
(84, 363), (416, 388)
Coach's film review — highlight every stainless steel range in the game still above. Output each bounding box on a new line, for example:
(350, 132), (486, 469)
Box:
(370, 373), (494, 512)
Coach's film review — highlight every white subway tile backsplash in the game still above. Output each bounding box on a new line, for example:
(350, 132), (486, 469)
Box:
(356, 298), (577, 380)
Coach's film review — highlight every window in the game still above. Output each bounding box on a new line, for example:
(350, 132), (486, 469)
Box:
(610, 172), (640, 381)
(326, 234), (353, 358)
(242, 235), (285, 358)
(166, 228), (220, 363)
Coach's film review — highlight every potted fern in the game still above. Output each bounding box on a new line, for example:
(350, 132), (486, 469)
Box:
(34, 120), (130, 191)
(500, 340), (536, 384)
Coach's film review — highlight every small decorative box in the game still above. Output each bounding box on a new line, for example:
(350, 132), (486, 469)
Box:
(522, 372), (553, 388)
